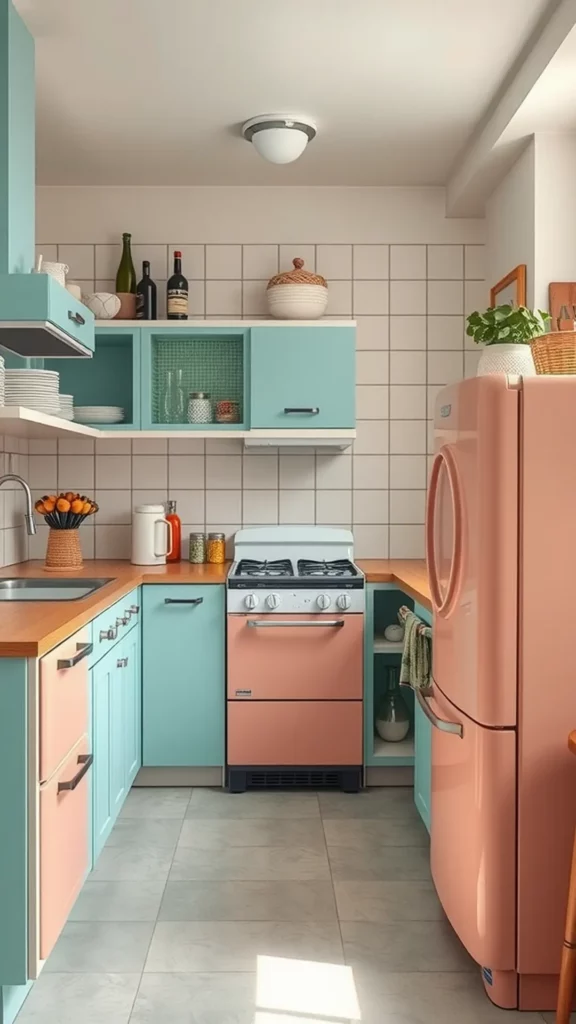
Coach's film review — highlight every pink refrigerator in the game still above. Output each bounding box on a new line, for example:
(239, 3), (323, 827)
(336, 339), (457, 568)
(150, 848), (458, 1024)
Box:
(425, 373), (576, 1012)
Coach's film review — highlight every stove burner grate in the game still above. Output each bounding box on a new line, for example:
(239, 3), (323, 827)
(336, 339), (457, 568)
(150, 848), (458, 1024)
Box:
(297, 558), (358, 578)
(235, 558), (294, 578)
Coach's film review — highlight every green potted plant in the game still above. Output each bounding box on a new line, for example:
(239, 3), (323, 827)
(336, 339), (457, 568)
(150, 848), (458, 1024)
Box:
(466, 304), (550, 376)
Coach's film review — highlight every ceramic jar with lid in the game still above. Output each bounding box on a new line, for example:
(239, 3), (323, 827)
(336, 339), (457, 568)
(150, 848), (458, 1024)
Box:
(266, 258), (328, 319)
(187, 392), (212, 423)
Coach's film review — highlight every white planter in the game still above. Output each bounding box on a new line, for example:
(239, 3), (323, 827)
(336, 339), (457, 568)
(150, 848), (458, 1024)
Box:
(476, 343), (536, 377)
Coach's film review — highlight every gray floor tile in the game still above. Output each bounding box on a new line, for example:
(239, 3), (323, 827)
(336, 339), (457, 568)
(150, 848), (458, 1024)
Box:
(17, 973), (140, 1024)
(69, 881), (165, 922)
(159, 880), (337, 921)
(328, 843), (431, 881)
(351, 970), (546, 1022)
(171, 844), (331, 881)
(44, 922), (155, 973)
(178, 816), (326, 849)
(119, 787), (191, 819)
(90, 843), (174, 882)
(541, 1016), (573, 1022)
(324, 816), (429, 847)
(341, 920), (474, 973)
(335, 880), (443, 922)
(106, 817), (183, 849)
(319, 787), (417, 819)
(130, 972), (258, 1024)
(144, 919), (343, 972)
(186, 787), (320, 819)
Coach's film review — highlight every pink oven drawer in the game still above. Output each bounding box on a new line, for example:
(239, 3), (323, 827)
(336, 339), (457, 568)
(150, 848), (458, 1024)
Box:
(40, 626), (91, 783)
(40, 735), (91, 961)
(227, 613), (363, 700)
(227, 700), (363, 765)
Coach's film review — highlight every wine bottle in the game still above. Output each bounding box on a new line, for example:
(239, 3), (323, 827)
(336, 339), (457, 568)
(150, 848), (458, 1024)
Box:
(167, 250), (188, 320)
(136, 260), (157, 320)
(115, 232), (137, 318)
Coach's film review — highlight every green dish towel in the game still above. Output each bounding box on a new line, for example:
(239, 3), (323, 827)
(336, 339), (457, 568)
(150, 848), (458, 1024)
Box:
(399, 608), (432, 692)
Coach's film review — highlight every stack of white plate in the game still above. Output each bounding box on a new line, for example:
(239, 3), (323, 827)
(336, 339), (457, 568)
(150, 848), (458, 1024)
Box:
(59, 394), (74, 421)
(4, 369), (60, 414)
(0, 355), (4, 407)
(73, 406), (125, 424)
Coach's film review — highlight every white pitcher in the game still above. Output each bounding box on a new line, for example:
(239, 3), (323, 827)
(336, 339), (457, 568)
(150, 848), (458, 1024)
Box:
(131, 504), (172, 565)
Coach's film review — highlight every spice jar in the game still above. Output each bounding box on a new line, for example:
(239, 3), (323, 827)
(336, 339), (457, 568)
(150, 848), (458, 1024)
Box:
(207, 532), (225, 564)
(215, 399), (240, 424)
(187, 392), (212, 424)
(189, 531), (206, 564)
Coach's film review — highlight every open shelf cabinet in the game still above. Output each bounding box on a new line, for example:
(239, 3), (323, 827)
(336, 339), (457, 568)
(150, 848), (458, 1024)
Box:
(364, 583), (415, 767)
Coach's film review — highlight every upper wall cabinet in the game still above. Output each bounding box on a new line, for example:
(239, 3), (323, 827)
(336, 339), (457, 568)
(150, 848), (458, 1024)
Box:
(250, 325), (355, 429)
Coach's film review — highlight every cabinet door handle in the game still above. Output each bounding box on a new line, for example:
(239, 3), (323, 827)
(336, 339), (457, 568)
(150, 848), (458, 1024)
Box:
(247, 619), (344, 628)
(117, 656), (129, 668)
(164, 597), (204, 606)
(116, 615), (130, 627)
(283, 407), (319, 415)
(68, 310), (86, 326)
(129, 604), (140, 614)
(57, 641), (93, 669)
(57, 753), (93, 792)
(99, 626), (118, 641)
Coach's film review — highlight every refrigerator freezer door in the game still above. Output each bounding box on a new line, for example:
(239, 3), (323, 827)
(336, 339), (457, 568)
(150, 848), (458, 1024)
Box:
(430, 682), (516, 971)
(427, 376), (519, 727)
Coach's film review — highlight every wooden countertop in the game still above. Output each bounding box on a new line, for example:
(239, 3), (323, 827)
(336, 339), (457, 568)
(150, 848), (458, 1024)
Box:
(0, 558), (429, 658)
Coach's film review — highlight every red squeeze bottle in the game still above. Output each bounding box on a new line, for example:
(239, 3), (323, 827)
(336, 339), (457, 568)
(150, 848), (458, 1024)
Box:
(166, 500), (181, 562)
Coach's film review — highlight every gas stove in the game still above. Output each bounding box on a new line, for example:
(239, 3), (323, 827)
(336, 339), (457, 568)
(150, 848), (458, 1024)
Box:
(227, 527), (365, 613)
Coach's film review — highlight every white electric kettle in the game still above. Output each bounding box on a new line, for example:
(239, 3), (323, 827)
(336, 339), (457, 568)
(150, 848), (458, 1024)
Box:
(131, 504), (172, 565)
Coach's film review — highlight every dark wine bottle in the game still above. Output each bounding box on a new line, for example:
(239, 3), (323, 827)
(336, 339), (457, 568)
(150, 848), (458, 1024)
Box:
(115, 232), (136, 293)
(167, 250), (188, 320)
(136, 260), (157, 320)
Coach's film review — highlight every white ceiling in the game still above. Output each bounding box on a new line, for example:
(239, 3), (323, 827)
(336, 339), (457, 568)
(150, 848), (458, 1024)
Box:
(502, 24), (576, 139)
(17, 0), (553, 186)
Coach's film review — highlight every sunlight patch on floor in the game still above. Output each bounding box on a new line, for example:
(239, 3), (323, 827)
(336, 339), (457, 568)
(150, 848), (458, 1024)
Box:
(256, 954), (361, 1021)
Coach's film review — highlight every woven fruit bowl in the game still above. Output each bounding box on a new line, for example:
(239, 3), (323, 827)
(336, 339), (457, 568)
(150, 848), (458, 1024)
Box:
(34, 492), (99, 572)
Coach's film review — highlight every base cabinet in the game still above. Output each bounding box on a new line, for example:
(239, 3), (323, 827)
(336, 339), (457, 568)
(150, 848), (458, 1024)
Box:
(413, 601), (432, 833)
(142, 584), (225, 767)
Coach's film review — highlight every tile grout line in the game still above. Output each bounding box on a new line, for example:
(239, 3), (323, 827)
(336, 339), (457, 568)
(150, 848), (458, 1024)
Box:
(319, 798), (346, 966)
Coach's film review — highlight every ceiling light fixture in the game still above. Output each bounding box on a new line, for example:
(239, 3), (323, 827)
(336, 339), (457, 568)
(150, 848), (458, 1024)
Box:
(242, 114), (317, 165)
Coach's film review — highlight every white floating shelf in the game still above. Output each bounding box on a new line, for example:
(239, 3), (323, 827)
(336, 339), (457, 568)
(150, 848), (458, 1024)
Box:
(373, 735), (415, 759)
(374, 636), (404, 653)
(95, 318), (357, 328)
(0, 407), (99, 439)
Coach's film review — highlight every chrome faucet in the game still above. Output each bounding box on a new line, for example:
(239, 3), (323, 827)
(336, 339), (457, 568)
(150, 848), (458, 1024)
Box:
(0, 475), (36, 535)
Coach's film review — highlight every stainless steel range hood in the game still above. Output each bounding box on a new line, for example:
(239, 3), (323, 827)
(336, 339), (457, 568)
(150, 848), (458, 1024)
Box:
(244, 433), (355, 451)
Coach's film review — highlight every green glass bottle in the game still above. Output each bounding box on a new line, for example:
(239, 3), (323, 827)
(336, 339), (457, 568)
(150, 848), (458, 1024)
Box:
(115, 233), (136, 293)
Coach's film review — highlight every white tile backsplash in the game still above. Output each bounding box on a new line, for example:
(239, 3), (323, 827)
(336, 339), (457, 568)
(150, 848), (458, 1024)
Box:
(32, 226), (484, 560)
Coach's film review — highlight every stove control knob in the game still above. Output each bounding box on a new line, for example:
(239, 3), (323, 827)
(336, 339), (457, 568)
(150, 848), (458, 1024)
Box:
(244, 593), (259, 610)
(337, 594), (352, 611)
(316, 593), (331, 610)
(266, 593), (281, 610)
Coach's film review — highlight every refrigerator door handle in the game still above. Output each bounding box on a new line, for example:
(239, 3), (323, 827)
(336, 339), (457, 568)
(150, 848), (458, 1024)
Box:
(426, 444), (463, 617)
(415, 686), (463, 738)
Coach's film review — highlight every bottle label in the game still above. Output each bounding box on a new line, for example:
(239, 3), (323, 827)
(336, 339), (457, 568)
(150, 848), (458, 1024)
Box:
(167, 289), (188, 316)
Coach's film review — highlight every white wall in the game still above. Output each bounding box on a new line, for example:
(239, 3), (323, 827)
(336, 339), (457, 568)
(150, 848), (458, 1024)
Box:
(486, 140), (536, 307)
(533, 133), (576, 311)
(31, 186), (485, 561)
(0, 436), (29, 567)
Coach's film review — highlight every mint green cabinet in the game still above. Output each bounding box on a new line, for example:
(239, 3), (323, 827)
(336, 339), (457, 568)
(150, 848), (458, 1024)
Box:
(123, 624), (141, 786)
(91, 650), (114, 860)
(46, 327), (139, 429)
(142, 585), (225, 767)
(413, 601), (432, 834)
(249, 326), (355, 428)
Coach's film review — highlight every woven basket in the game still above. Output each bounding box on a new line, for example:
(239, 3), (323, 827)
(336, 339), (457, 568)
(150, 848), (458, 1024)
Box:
(531, 331), (576, 374)
(267, 258), (328, 319)
(44, 529), (84, 572)
(267, 258), (327, 289)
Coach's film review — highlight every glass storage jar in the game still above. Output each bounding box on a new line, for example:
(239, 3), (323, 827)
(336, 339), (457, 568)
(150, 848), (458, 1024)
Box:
(207, 532), (225, 564)
(189, 532), (206, 563)
(187, 392), (212, 424)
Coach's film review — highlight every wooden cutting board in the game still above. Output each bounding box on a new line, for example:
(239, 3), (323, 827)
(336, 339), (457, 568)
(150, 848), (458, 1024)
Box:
(549, 282), (576, 331)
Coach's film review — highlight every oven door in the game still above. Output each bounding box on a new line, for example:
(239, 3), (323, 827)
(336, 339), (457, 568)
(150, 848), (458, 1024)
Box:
(227, 613), (363, 700)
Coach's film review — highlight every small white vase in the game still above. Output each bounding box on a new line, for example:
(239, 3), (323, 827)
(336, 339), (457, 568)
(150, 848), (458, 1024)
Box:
(476, 343), (536, 377)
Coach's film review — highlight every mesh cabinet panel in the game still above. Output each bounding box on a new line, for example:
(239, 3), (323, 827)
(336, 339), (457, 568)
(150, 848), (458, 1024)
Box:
(151, 334), (244, 423)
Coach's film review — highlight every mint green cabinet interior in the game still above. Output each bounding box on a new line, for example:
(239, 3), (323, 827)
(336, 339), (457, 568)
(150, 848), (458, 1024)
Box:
(140, 326), (248, 430)
(45, 327), (139, 428)
(413, 601), (432, 834)
(364, 584), (415, 768)
(142, 584), (225, 766)
(249, 326), (355, 429)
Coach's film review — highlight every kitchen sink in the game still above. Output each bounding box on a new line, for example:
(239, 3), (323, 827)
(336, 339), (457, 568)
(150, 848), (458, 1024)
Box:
(0, 578), (114, 601)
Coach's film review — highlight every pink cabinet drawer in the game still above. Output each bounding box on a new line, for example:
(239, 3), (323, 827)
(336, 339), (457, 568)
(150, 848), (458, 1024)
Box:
(227, 700), (363, 765)
(39, 736), (91, 961)
(40, 627), (90, 782)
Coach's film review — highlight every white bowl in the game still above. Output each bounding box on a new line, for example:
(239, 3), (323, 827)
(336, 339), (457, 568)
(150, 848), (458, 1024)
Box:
(267, 283), (328, 320)
(82, 292), (121, 319)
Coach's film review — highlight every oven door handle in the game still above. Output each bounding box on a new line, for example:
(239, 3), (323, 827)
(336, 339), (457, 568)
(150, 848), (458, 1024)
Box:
(246, 619), (345, 628)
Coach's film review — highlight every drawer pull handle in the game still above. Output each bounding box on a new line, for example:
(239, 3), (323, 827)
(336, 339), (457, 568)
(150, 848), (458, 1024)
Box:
(68, 310), (86, 326)
(57, 753), (93, 793)
(129, 604), (140, 614)
(116, 615), (130, 626)
(117, 656), (129, 668)
(57, 641), (93, 669)
(283, 407), (319, 415)
(99, 627), (118, 641)
(164, 597), (204, 606)
(247, 619), (344, 628)
(415, 687), (463, 738)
